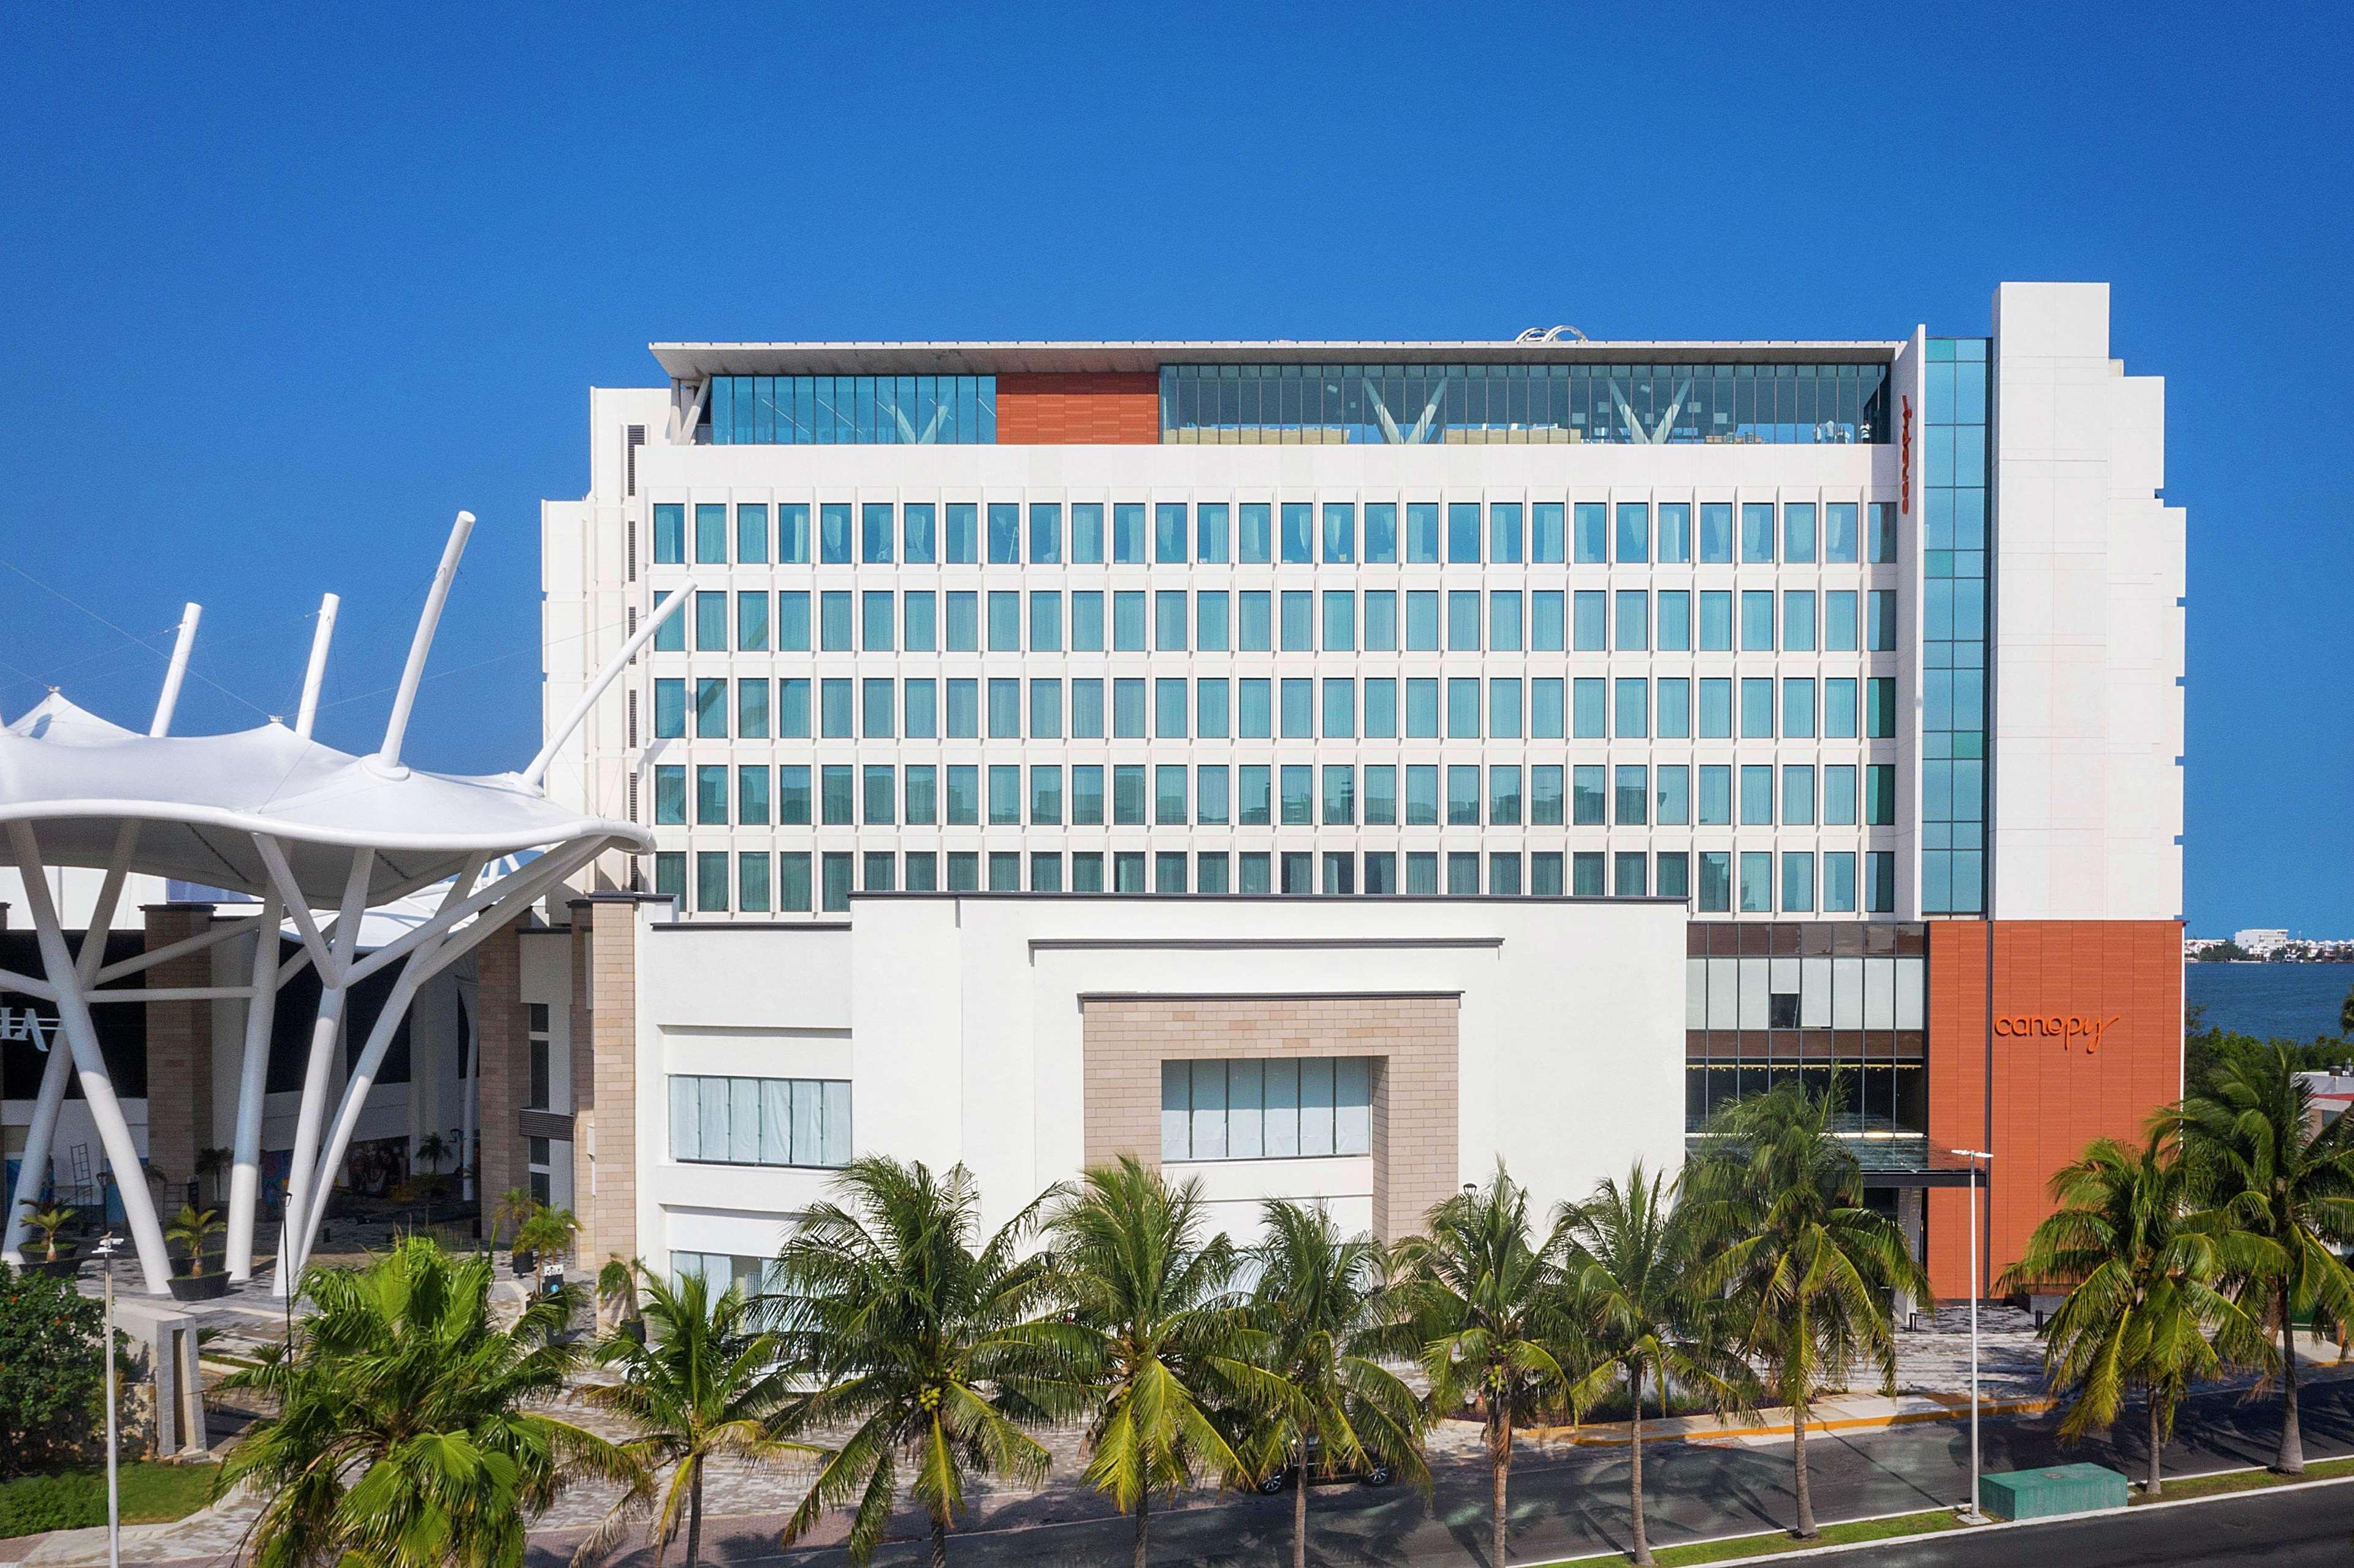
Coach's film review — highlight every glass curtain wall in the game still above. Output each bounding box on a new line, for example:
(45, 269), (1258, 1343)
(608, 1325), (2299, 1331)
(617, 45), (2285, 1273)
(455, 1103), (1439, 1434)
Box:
(1921, 340), (1989, 914)
(705, 375), (996, 444)
(1162, 362), (1890, 446)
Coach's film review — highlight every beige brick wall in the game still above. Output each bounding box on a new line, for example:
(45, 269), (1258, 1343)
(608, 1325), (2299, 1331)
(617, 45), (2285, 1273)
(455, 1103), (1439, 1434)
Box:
(1080, 995), (1460, 1244)
(573, 901), (639, 1268)
(474, 923), (525, 1221)
(141, 905), (214, 1206)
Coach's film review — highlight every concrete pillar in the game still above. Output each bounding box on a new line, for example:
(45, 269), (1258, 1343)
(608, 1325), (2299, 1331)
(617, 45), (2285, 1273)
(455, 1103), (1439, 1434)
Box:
(474, 923), (527, 1233)
(141, 904), (215, 1213)
(568, 896), (641, 1269)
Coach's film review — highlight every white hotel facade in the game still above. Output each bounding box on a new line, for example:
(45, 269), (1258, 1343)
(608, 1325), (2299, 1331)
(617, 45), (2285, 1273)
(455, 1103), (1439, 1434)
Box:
(506, 282), (2185, 1298)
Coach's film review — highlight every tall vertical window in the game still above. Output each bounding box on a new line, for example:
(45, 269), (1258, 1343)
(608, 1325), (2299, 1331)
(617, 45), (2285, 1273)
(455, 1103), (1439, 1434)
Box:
(1922, 337), (1990, 913)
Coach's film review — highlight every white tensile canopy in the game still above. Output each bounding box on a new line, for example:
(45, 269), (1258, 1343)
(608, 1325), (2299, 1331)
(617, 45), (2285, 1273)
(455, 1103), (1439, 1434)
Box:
(0, 513), (687, 1295)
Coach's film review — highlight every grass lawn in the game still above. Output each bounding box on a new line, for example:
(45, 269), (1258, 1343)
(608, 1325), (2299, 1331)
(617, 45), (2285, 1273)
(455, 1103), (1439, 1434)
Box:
(0, 1463), (219, 1537)
(1539, 1509), (1967, 1566)
(2136, 1454), (2354, 1502)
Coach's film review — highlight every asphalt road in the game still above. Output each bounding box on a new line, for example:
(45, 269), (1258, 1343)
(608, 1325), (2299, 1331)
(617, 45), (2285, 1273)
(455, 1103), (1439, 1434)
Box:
(1863, 1483), (2354, 1566)
(520, 1378), (2354, 1568)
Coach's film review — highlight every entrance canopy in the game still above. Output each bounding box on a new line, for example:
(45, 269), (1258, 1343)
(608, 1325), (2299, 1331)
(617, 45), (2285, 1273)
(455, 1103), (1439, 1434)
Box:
(2, 695), (644, 905)
(1, 511), (686, 1296)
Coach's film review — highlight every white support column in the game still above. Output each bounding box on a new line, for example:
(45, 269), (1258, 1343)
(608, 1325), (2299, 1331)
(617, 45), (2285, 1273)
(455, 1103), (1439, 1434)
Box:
(4, 599), (197, 1265)
(295, 593), (338, 739)
(223, 886), (283, 1282)
(374, 512), (474, 774)
(6, 825), (173, 1294)
(284, 841), (599, 1279)
(272, 849), (373, 1298)
(1, 1026), (74, 1263)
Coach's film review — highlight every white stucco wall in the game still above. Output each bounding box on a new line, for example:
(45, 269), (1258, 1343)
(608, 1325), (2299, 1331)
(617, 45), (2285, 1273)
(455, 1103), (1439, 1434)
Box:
(627, 895), (1686, 1272)
(1989, 283), (2186, 920)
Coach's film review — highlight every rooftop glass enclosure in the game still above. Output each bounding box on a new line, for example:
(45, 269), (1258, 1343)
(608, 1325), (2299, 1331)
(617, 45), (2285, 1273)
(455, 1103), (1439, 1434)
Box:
(1162, 362), (1891, 446)
(704, 375), (997, 444)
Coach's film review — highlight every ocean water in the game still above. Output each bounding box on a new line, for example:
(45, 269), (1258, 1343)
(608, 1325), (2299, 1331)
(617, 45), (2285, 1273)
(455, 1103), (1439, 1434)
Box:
(2186, 962), (2354, 1043)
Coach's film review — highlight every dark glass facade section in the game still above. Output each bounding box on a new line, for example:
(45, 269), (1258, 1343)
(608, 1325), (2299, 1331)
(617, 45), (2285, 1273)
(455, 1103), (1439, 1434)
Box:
(1162, 362), (1890, 446)
(1682, 921), (1929, 1171)
(703, 375), (996, 444)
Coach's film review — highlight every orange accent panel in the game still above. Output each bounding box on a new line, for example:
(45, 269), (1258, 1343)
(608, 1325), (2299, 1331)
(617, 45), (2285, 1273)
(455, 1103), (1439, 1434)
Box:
(996, 372), (1160, 444)
(1925, 920), (2184, 1301)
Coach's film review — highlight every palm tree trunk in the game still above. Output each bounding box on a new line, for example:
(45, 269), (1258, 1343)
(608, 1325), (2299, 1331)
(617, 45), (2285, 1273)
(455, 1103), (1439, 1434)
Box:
(2147, 1396), (2164, 1498)
(1133, 1483), (1150, 1568)
(1629, 1364), (1652, 1566)
(1792, 1398), (1816, 1539)
(1491, 1404), (1512, 1568)
(686, 1466), (704, 1567)
(931, 1516), (949, 1568)
(2279, 1281), (2305, 1474)
(1292, 1440), (1309, 1568)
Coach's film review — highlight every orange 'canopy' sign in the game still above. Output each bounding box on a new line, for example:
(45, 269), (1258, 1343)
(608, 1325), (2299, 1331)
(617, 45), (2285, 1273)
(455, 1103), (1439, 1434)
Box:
(1994, 1014), (2122, 1052)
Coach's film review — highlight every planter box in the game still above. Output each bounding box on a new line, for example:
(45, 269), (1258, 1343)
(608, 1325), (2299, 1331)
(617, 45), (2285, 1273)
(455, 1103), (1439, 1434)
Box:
(169, 1271), (232, 1302)
(1982, 1463), (2128, 1521)
(14, 1254), (84, 1281)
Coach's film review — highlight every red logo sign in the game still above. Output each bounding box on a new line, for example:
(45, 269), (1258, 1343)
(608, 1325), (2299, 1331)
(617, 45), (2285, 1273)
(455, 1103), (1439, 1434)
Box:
(1994, 1014), (2122, 1053)
(1900, 395), (1914, 516)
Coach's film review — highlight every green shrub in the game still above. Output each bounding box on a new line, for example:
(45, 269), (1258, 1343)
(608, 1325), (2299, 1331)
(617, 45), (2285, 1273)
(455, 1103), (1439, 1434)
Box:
(0, 1273), (105, 1478)
(0, 1472), (104, 1537)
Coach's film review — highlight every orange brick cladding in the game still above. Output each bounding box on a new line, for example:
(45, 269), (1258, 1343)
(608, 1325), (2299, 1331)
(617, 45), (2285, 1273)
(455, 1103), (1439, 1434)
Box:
(1925, 920), (2184, 1301)
(996, 373), (1160, 444)
(1079, 995), (1459, 1244)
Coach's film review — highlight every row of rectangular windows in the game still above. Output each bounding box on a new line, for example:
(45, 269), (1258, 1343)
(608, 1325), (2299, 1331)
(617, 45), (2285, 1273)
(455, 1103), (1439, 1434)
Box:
(652, 674), (1910, 744)
(658, 585), (1914, 657)
(652, 500), (1902, 569)
(652, 759), (1904, 830)
(1162, 1057), (1371, 1163)
(652, 846), (1895, 913)
(667, 1075), (851, 1168)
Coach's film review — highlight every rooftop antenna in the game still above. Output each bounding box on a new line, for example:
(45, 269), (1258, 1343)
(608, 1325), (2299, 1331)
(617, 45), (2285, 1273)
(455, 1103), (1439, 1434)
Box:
(374, 512), (474, 774)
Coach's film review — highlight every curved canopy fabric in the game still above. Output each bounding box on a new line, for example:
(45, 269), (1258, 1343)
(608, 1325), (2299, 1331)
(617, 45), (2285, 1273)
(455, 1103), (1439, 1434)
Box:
(0, 693), (649, 905)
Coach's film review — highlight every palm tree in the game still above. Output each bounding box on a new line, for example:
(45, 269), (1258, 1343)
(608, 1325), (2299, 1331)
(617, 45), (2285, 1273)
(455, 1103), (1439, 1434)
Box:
(195, 1147), (234, 1208)
(515, 1207), (581, 1273)
(414, 1133), (451, 1178)
(2000, 1130), (2272, 1495)
(1390, 1165), (1575, 1568)
(1244, 1200), (1430, 1568)
(766, 1157), (1068, 1567)
(1558, 1165), (1758, 1566)
(17, 1202), (75, 1263)
(215, 1235), (630, 1568)
(1049, 1155), (1267, 1568)
(167, 1205), (224, 1277)
(576, 1267), (813, 1568)
(492, 1186), (540, 1249)
(598, 1255), (644, 1335)
(2171, 1044), (2354, 1473)
(1685, 1084), (1927, 1539)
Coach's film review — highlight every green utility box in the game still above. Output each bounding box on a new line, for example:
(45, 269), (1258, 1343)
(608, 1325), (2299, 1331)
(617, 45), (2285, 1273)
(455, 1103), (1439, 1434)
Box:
(1981, 1463), (2128, 1521)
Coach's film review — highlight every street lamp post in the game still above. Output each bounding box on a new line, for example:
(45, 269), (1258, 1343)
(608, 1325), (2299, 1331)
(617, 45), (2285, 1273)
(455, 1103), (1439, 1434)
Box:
(1950, 1148), (1993, 1525)
(93, 1233), (124, 1568)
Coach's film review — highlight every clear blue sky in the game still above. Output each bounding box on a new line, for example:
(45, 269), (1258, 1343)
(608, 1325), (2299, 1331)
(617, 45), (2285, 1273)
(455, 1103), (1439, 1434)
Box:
(2, 4), (2346, 934)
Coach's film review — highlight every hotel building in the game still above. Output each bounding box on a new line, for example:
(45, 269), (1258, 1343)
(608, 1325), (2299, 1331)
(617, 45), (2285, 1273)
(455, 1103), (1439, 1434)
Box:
(426, 283), (2192, 1298)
